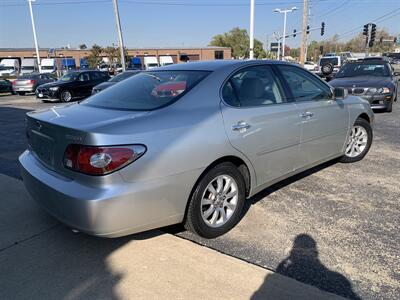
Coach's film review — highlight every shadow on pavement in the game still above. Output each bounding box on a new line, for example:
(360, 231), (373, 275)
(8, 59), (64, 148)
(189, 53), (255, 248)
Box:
(251, 234), (361, 300)
(0, 106), (31, 179)
(0, 225), (163, 300)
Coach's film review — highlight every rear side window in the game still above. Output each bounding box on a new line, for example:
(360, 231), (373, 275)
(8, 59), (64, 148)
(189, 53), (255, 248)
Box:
(82, 71), (210, 111)
(222, 65), (284, 107)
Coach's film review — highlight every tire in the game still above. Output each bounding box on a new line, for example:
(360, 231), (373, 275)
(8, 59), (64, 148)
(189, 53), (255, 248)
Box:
(18, 92), (26, 96)
(340, 118), (372, 163)
(184, 162), (246, 238)
(60, 90), (72, 102)
(321, 63), (334, 76)
(386, 101), (393, 113)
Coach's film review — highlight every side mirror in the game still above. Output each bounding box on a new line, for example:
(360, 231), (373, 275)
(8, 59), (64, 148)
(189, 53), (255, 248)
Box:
(333, 87), (348, 100)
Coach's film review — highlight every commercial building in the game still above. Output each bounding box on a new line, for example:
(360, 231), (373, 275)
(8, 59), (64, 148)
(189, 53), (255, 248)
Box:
(0, 47), (231, 68)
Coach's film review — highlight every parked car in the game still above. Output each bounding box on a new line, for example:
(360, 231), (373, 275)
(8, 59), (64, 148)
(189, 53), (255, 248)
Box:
(0, 79), (15, 94)
(159, 56), (174, 67)
(330, 60), (398, 112)
(0, 58), (20, 77)
(92, 70), (141, 94)
(20, 60), (374, 239)
(303, 61), (317, 71)
(36, 70), (110, 102)
(20, 58), (39, 75)
(12, 73), (55, 95)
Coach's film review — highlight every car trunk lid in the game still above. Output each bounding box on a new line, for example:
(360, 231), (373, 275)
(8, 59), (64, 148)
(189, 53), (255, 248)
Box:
(26, 103), (149, 178)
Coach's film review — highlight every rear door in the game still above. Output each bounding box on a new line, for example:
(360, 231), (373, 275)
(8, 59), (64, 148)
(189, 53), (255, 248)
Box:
(275, 64), (349, 169)
(220, 65), (301, 186)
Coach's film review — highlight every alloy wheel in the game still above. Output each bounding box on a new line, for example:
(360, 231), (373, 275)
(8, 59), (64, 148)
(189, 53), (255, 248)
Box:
(200, 175), (238, 228)
(345, 125), (368, 158)
(62, 91), (72, 102)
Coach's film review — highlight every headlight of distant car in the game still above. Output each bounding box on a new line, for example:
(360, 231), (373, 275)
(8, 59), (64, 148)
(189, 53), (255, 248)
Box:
(49, 87), (59, 91)
(368, 87), (390, 94)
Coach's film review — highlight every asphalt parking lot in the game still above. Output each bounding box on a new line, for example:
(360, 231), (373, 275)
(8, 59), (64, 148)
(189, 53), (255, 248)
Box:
(0, 93), (399, 300)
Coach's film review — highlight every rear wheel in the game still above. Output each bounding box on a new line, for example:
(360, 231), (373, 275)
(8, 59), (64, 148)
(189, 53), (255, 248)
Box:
(18, 92), (25, 96)
(340, 118), (372, 163)
(60, 90), (72, 102)
(184, 162), (246, 238)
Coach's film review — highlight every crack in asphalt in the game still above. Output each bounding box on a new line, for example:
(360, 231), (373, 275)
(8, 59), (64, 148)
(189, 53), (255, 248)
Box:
(0, 223), (61, 254)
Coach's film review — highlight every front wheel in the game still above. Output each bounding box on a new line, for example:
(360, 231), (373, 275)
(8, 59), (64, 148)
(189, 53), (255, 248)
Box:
(386, 101), (393, 113)
(184, 162), (246, 238)
(18, 92), (26, 96)
(60, 90), (72, 102)
(340, 118), (372, 163)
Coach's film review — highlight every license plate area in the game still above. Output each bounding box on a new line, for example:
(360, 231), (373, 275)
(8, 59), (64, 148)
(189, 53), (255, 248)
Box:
(30, 130), (54, 167)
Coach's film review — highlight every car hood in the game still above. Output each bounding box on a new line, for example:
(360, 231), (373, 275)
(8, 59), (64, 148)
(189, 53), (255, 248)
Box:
(38, 81), (69, 89)
(330, 76), (393, 88)
(93, 81), (116, 91)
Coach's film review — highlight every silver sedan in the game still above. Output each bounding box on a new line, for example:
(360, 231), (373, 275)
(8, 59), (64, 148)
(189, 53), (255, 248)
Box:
(20, 60), (374, 238)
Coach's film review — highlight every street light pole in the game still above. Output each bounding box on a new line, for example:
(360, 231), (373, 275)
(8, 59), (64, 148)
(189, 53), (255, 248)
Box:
(112, 0), (126, 71)
(249, 0), (255, 59)
(274, 7), (297, 61)
(27, 0), (41, 73)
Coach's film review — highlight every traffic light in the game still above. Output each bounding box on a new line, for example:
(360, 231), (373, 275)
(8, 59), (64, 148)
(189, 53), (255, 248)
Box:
(321, 22), (325, 36)
(306, 25), (310, 34)
(369, 23), (376, 47)
(363, 24), (369, 36)
(293, 29), (297, 37)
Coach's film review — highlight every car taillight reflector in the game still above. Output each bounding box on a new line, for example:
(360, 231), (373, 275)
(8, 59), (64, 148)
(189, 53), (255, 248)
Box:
(63, 144), (146, 175)
(29, 80), (36, 85)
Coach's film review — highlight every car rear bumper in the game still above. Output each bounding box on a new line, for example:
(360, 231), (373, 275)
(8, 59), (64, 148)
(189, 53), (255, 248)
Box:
(13, 86), (34, 92)
(19, 150), (197, 237)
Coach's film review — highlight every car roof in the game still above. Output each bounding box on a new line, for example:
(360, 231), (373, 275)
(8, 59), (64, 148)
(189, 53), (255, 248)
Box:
(152, 60), (290, 71)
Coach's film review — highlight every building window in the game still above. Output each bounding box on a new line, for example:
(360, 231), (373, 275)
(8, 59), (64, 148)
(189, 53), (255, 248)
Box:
(215, 51), (224, 60)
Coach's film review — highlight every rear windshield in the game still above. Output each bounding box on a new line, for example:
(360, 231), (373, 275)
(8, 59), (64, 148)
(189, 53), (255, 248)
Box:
(18, 75), (37, 79)
(320, 57), (339, 66)
(81, 71), (210, 111)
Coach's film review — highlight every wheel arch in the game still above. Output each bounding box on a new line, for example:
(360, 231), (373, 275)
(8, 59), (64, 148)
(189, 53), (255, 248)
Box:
(182, 155), (253, 224)
(357, 113), (370, 123)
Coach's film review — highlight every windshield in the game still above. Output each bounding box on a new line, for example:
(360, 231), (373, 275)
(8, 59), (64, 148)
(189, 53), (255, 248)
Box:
(82, 70), (210, 111)
(18, 75), (37, 79)
(147, 63), (158, 67)
(41, 66), (55, 70)
(336, 63), (390, 78)
(320, 57), (339, 66)
(59, 73), (78, 82)
(0, 66), (14, 71)
(109, 71), (139, 82)
(21, 66), (35, 70)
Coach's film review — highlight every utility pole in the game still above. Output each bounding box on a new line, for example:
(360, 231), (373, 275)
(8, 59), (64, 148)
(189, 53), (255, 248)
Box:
(300, 0), (308, 65)
(27, 0), (41, 73)
(274, 7), (298, 61)
(112, 0), (126, 71)
(249, 0), (255, 59)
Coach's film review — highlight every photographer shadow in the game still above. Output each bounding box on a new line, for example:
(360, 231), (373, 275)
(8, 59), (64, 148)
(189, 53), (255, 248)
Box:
(252, 234), (361, 300)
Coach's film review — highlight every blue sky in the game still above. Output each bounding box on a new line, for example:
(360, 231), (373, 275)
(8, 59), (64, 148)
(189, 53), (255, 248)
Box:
(0, 0), (399, 49)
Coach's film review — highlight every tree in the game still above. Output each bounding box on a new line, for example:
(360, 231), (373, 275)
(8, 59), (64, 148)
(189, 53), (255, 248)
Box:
(85, 44), (103, 69)
(103, 45), (119, 66)
(79, 44), (87, 50)
(210, 27), (266, 59)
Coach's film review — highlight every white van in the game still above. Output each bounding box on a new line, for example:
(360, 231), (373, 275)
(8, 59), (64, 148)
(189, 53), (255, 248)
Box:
(144, 56), (159, 70)
(41, 58), (57, 74)
(0, 59), (20, 76)
(159, 56), (174, 67)
(20, 58), (39, 75)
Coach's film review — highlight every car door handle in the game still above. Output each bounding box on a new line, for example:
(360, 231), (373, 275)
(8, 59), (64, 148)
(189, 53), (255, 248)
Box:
(232, 121), (251, 132)
(299, 112), (314, 118)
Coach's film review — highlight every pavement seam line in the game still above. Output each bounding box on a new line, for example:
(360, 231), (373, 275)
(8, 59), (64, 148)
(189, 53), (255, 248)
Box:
(0, 223), (60, 254)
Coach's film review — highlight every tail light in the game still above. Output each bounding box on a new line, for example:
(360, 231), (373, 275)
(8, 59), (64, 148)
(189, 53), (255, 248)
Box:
(63, 144), (146, 175)
(29, 80), (36, 85)
(12, 80), (17, 85)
